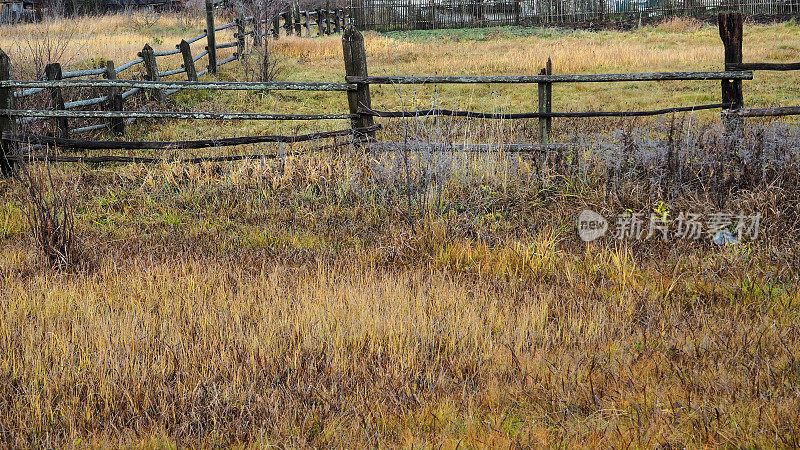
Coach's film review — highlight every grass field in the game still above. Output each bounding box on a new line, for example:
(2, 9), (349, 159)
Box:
(1, 13), (800, 447)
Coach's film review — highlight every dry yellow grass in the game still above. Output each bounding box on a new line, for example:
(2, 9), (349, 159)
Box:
(1, 13), (800, 447)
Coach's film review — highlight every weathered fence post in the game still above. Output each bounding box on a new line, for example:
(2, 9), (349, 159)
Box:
(316, 9), (323, 35)
(140, 44), (164, 102)
(325, 1), (332, 34)
(334, 9), (341, 33)
(537, 58), (552, 144)
(253, 14), (263, 47)
(104, 60), (125, 136)
(179, 40), (198, 82)
(45, 63), (69, 139)
(283, 8), (292, 36)
(205, 0), (218, 74)
(272, 14), (281, 40)
(304, 10), (311, 36)
(0, 48), (16, 177)
(294, 2), (302, 35)
(719, 12), (743, 134)
(236, 10), (246, 58)
(342, 25), (375, 140)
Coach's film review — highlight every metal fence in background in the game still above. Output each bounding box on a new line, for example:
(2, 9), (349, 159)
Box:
(348, 0), (800, 30)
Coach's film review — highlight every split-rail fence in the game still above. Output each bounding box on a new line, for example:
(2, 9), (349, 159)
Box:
(1, 12), (799, 177)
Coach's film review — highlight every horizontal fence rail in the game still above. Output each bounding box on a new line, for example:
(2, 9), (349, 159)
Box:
(5, 125), (381, 150)
(0, 80), (357, 91)
(723, 106), (800, 117)
(726, 62), (800, 71)
(346, 71), (754, 84)
(358, 103), (735, 119)
(0, 110), (356, 121)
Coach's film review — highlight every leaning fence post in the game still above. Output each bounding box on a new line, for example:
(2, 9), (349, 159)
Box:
(179, 39), (198, 82)
(342, 25), (375, 140)
(205, 0), (218, 74)
(0, 48), (16, 177)
(104, 60), (125, 136)
(719, 12), (743, 134)
(140, 44), (164, 102)
(45, 63), (69, 139)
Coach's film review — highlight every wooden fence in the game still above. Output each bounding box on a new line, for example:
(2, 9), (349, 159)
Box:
(348, 0), (800, 31)
(1, 0), (349, 138)
(1, 13), (800, 178)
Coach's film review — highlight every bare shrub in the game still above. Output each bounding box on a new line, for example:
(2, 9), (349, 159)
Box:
(11, 19), (77, 79)
(17, 159), (81, 269)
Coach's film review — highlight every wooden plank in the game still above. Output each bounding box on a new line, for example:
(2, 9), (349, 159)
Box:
(1, 110), (356, 120)
(357, 102), (732, 119)
(346, 72), (753, 84)
(45, 63), (69, 138)
(342, 26), (375, 139)
(179, 40), (198, 82)
(5, 125), (381, 150)
(0, 80), (356, 91)
(0, 47), (15, 176)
